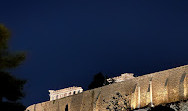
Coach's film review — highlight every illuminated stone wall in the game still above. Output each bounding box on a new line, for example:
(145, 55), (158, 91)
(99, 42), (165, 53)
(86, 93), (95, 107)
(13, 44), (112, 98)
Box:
(26, 65), (188, 111)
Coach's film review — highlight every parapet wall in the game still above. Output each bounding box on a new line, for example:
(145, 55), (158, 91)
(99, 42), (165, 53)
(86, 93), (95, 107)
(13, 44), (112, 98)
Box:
(26, 65), (188, 111)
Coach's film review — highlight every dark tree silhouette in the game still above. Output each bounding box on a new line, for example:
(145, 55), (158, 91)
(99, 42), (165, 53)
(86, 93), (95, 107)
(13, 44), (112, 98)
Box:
(0, 24), (26, 111)
(88, 72), (106, 90)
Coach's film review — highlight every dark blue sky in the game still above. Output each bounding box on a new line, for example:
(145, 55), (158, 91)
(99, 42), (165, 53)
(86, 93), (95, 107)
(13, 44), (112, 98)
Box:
(1, 0), (188, 107)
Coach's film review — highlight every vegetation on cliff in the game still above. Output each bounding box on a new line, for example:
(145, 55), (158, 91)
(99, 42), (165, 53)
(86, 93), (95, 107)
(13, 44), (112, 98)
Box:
(88, 72), (112, 90)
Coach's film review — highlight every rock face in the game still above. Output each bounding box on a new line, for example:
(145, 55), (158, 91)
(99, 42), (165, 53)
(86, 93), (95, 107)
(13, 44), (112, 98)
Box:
(26, 65), (188, 111)
(134, 100), (188, 111)
(170, 100), (188, 111)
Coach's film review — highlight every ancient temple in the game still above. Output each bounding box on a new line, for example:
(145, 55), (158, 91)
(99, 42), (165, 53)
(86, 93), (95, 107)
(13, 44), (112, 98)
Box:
(49, 86), (83, 100)
(107, 73), (135, 83)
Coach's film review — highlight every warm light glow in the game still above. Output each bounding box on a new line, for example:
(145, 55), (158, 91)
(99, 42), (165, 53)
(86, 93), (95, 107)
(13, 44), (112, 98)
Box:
(150, 81), (154, 107)
(131, 93), (137, 109)
(184, 75), (187, 98)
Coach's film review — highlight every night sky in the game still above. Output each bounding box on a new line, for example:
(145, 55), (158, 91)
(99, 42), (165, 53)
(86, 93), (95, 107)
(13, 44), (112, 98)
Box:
(1, 0), (188, 107)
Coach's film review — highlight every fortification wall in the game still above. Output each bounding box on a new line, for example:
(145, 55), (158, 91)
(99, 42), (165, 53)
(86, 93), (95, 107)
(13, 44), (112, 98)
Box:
(26, 65), (188, 111)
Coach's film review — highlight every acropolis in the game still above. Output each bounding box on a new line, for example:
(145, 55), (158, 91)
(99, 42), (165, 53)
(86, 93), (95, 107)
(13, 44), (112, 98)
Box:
(26, 65), (188, 111)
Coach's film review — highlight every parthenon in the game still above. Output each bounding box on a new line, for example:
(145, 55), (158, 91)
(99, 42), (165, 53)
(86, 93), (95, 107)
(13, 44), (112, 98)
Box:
(49, 86), (83, 100)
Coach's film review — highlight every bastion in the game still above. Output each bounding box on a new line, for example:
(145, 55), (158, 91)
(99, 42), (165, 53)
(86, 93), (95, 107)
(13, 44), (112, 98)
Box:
(26, 65), (188, 111)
